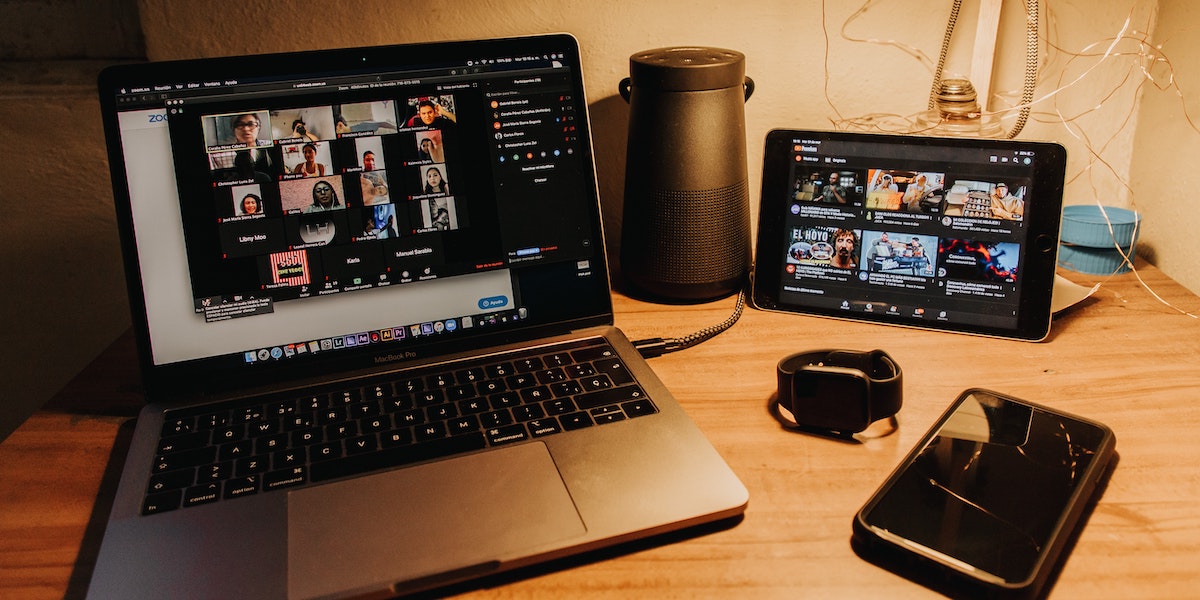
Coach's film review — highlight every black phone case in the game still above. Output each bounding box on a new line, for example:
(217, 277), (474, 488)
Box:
(851, 388), (1116, 599)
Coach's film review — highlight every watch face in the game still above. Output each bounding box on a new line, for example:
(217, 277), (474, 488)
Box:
(792, 367), (871, 432)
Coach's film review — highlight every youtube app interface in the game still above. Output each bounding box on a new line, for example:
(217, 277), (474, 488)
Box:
(774, 135), (1044, 331)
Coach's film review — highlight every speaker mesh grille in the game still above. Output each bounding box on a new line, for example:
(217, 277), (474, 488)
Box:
(639, 180), (750, 285)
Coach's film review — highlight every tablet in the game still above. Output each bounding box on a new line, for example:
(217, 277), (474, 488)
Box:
(752, 129), (1066, 341)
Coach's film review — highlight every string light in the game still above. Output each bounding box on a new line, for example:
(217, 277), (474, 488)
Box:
(820, 0), (1199, 318)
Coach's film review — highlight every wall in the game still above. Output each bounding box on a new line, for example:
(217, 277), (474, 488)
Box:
(0, 1), (143, 441)
(2, 0), (1191, 440)
(135, 0), (1169, 275)
(1129, 0), (1200, 289)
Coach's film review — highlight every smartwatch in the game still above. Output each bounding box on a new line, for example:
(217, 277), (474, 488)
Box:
(775, 349), (902, 434)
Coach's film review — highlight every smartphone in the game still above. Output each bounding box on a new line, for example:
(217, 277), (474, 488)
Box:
(852, 389), (1116, 599)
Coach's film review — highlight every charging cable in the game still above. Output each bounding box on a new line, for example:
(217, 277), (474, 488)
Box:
(632, 288), (746, 358)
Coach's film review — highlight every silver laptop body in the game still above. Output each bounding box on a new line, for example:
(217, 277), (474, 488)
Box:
(90, 34), (747, 599)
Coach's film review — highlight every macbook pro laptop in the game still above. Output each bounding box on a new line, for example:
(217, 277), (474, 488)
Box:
(90, 34), (747, 599)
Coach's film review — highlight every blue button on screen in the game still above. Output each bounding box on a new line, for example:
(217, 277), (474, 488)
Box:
(479, 296), (509, 310)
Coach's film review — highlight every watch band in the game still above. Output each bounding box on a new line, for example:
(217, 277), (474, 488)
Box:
(775, 349), (903, 433)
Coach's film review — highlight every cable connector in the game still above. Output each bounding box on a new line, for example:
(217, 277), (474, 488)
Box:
(630, 288), (746, 359)
(632, 337), (680, 359)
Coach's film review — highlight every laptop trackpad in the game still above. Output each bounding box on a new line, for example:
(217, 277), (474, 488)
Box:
(286, 441), (586, 599)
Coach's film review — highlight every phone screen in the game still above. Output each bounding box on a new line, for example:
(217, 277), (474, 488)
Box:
(857, 389), (1112, 584)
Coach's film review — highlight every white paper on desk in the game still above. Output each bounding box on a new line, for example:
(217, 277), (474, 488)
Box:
(1052, 273), (1100, 314)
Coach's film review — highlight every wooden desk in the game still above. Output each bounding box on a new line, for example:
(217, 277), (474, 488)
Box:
(3, 264), (1200, 599)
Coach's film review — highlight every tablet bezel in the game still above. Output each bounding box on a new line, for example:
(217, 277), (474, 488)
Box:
(752, 129), (1066, 341)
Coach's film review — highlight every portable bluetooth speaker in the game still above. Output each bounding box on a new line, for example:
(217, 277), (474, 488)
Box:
(619, 46), (753, 302)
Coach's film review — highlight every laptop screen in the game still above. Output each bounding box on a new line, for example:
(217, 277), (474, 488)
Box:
(99, 35), (612, 390)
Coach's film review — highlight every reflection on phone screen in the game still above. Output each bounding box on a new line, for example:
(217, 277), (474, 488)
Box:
(862, 390), (1106, 583)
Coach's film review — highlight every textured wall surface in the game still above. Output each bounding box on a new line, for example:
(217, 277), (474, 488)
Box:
(0, 63), (135, 441)
(1129, 0), (1200, 292)
(0, 0), (142, 441)
(0, 0), (143, 59)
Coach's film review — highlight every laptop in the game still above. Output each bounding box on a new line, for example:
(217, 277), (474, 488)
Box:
(90, 34), (747, 599)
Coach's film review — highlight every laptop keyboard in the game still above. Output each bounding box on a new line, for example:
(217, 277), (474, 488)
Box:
(142, 339), (657, 515)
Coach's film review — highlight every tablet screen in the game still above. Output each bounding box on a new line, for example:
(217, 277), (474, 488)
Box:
(753, 130), (1066, 341)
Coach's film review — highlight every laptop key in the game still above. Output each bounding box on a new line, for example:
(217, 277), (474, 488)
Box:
(570, 345), (616, 362)
(384, 396), (415, 412)
(309, 432), (486, 483)
(622, 399), (659, 417)
(299, 394), (328, 411)
(481, 409), (514, 428)
(380, 428), (413, 448)
(327, 422), (359, 440)
(396, 377), (423, 393)
(332, 389), (361, 405)
(395, 409), (425, 426)
(345, 435), (378, 455)
(272, 449), (304, 470)
(551, 381), (582, 397)
(361, 415), (391, 433)
(513, 357), (544, 372)
(427, 373), (455, 388)
(543, 352), (572, 367)
(212, 424), (245, 443)
(350, 402), (381, 419)
(579, 374), (613, 392)
(197, 461), (232, 483)
(218, 440), (253, 461)
(236, 455), (268, 476)
(310, 441), (343, 462)
(256, 433), (288, 455)
(153, 446), (216, 473)
(267, 399), (297, 417)
(528, 418), (562, 437)
(506, 373), (537, 389)
(456, 367), (484, 384)
(183, 483), (221, 507)
(427, 403), (459, 421)
(513, 404), (545, 422)
(560, 412), (594, 430)
(147, 468), (194, 493)
(415, 421), (448, 442)
(157, 431), (208, 454)
(223, 476), (259, 500)
(237, 406), (265, 423)
(477, 379), (507, 394)
(544, 398), (576, 415)
(488, 392), (520, 410)
(291, 428), (323, 446)
(161, 417), (195, 437)
(575, 385), (646, 411)
(485, 362), (514, 378)
(366, 384), (393, 400)
(197, 412), (230, 430)
(590, 406), (626, 424)
(567, 363), (596, 378)
(487, 424), (528, 445)
(264, 466), (307, 491)
(142, 490), (182, 515)
(459, 398), (488, 414)
(247, 420), (277, 437)
(593, 358), (634, 385)
(448, 415), (480, 435)
(520, 385), (552, 403)
(416, 390), (445, 406)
